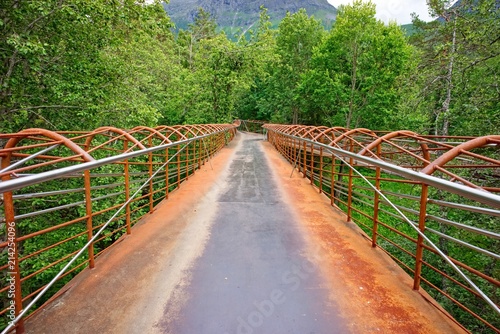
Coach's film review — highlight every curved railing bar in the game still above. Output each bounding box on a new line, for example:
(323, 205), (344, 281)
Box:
(422, 136), (500, 175)
(130, 126), (171, 145)
(0, 129), (95, 180)
(263, 125), (500, 208)
(172, 125), (203, 138)
(84, 126), (146, 152)
(291, 126), (317, 138)
(3, 128), (94, 163)
(301, 126), (329, 140)
(312, 127), (345, 142)
(359, 130), (418, 155)
(155, 125), (187, 142)
(330, 128), (377, 146)
(359, 130), (431, 166)
(0, 127), (235, 194)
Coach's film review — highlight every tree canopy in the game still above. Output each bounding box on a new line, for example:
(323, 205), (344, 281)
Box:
(1, 0), (498, 135)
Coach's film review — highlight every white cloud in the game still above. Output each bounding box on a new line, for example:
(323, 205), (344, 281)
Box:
(327, 0), (434, 24)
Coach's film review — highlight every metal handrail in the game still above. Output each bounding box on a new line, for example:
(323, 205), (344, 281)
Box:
(264, 124), (500, 333)
(0, 132), (223, 194)
(275, 134), (500, 207)
(0, 123), (237, 333)
(336, 153), (499, 315)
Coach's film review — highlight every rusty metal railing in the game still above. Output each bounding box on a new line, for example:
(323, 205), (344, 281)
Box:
(264, 124), (499, 333)
(0, 123), (237, 333)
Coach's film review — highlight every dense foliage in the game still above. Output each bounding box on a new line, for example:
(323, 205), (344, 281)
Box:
(2, 0), (498, 135)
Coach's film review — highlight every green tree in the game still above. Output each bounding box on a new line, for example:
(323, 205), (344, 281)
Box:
(0, 0), (174, 132)
(176, 8), (217, 70)
(234, 6), (277, 121)
(301, 0), (412, 129)
(173, 9), (255, 124)
(254, 9), (324, 124)
(408, 0), (500, 136)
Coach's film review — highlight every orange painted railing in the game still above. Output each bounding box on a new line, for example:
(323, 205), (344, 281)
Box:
(0, 123), (237, 333)
(264, 124), (499, 333)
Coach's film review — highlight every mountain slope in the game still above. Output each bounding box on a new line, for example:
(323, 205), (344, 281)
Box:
(163, 0), (337, 32)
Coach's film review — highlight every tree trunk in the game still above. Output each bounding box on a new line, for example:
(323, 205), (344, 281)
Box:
(347, 43), (358, 129)
(292, 105), (299, 124)
(440, 17), (457, 136)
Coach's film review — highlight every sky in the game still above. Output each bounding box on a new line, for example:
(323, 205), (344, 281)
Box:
(327, 0), (434, 24)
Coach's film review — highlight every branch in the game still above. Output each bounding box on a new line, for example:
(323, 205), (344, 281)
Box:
(463, 53), (500, 72)
(25, 0), (66, 33)
(26, 110), (58, 130)
(1, 50), (19, 88)
(9, 105), (80, 112)
(417, 75), (446, 99)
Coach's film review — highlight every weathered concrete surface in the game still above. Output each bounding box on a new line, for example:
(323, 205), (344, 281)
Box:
(155, 135), (347, 334)
(25, 132), (465, 334)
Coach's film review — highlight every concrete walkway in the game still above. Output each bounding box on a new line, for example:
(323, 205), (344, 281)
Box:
(25, 132), (464, 334)
(157, 134), (347, 334)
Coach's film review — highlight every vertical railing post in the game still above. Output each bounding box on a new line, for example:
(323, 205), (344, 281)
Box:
(201, 139), (206, 166)
(347, 140), (354, 221)
(282, 134), (285, 157)
(281, 134), (285, 156)
(284, 136), (287, 157)
(284, 135), (288, 158)
(293, 138), (297, 171)
(165, 148), (169, 199)
(302, 141), (307, 179)
(287, 136), (290, 160)
(330, 153), (335, 206)
(280, 134), (284, 156)
(310, 143), (314, 185)
(372, 144), (381, 247)
(198, 139), (202, 170)
(124, 141), (131, 235)
(319, 146), (324, 194)
(214, 134), (217, 156)
(186, 139), (190, 181)
(177, 143), (181, 187)
(84, 170), (95, 268)
(148, 138), (154, 213)
(414, 183), (429, 290)
(288, 137), (291, 161)
(347, 160), (353, 221)
(209, 136), (213, 159)
(2, 187), (24, 333)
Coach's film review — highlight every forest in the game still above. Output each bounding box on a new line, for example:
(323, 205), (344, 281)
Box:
(1, 0), (499, 136)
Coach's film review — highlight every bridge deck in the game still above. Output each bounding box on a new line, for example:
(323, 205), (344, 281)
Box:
(25, 132), (464, 334)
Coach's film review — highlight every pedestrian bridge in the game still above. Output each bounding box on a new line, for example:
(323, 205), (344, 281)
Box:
(0, 122), (499, 333)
